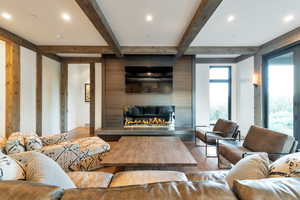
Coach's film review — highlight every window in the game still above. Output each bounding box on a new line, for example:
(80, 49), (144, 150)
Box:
(263, 52), (294, 135)
(209, 66), (232, 124)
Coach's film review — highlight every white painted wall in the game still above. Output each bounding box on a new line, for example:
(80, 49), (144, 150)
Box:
(20, 47), (36, 133)
(236, 57), (255, 136)
(68, 64), (90, 131)
(95, 63), (102, 129)
(42, 56), (60, 136)
(195, 64), (210, 126)
(195, 63), (237, 126)
(0, 41), (5, 137)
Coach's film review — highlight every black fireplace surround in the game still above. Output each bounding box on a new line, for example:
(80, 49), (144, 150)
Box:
(123, 105), (175, 128)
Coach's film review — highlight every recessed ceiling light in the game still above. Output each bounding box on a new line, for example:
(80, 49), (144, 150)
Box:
(2, 12), (12, 20)
(284, 14), (294, 23)
(227, 15), (235, 22)
(62, 13), (71, 21)
(146, 14), (153, 22)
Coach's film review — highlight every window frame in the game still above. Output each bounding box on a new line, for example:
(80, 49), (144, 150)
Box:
(209, 66), (232, 122)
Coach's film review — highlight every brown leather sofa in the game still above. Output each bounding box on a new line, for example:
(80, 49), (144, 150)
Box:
(195, 119), (239, 157)
(1, 171), (300, 200)
(217, 125), (298, 168)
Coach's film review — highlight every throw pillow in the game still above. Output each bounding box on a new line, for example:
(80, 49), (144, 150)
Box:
(233, 178), (300, 200)
(5, 132), (26, 154)
(0, 152), (25, 180)
(24, 133), (43, 151)
(0, 137), (6, 153)
(25, 152), (76, 189)
(225, 153), (270, 188)
(269, 152), (300, 178)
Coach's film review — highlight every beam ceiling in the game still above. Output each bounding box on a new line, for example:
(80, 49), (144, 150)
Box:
(176, 0), (223, 57)
(75, 0), (122, 57)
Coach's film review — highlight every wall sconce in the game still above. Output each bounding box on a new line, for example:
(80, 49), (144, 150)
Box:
(252, 73), (260, 87)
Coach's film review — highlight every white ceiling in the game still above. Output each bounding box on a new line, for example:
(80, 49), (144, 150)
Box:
(0, 0), (300, 48)
(191, 0), (300, 46)
(97, 0), (201, 46)
(196, 54), (240, 58)
(0, 0), (107, 45)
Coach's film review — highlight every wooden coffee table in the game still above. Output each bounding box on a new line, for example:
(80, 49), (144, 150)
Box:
(101, 136), (197, 167)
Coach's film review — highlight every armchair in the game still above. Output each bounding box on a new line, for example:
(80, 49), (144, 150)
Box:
(195, 119), (239, 157)
(217, 125), (298, 169)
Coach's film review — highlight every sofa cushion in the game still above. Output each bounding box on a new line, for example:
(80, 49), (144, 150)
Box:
(269, 152), (300, 178)
(218, 140), (250, 164)
(62, 181), (237, 200)
(0, 180), (64, 200)
(186, 170), (229, 185)
(233, 178), (300, 200)
(225, 153), (270, 188)
(5, 132), (26, 154)
(69, 137), (110, 171)
(0, 152), (25, 180)
(25, 133), (43, 151)
(243, 126), (295, 160)
(25, 152), (76, 189)
(68, 172), (113, 188)
(109, 170), (188, 187)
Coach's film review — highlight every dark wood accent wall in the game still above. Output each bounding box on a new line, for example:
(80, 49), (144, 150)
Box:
(5, 41), (20, 137)
(36, 53), (43, 136)
(103, 55), (193, 128)
(90, 63), (96, 135)
(60, 62), (68, 132)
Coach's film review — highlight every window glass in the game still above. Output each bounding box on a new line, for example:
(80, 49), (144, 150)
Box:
(209, 68), (229, 80)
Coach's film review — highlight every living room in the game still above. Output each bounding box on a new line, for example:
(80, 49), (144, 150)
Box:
(0, 0), (300, 199)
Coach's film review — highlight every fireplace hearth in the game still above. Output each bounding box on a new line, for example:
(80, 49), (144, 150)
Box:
(123, 105), (175, 129)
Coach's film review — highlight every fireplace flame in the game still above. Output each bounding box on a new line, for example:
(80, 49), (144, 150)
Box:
(125, 117), (171, 126)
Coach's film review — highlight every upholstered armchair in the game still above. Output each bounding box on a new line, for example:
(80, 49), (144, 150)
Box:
(195, 119), (239, 157)
(217, 125), (298, 169)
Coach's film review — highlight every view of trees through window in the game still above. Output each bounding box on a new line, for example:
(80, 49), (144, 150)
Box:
(267, 52), (294, 135)
(209, 67), (231, 124)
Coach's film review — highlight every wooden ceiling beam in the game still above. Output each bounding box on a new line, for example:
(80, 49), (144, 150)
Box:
(196, 57), (236, 64)
(176, 0), (223, 57)
(234, 54), (254, 63)
(185, 46), (259, 55)
(75, 0), (122, 57)
(62, 57), (104, 64)
(0, 27), (62, 62)
(38, 45), (260, 55)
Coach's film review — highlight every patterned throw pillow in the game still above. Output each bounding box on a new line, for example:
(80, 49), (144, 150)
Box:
(269, 152), (300, 178)
(5, 132), (26, 154)
(0, 152), (25, 180)
(25, 133), (43, 151)
(0, 138), (7, 154)
(40, 133), (70, 146)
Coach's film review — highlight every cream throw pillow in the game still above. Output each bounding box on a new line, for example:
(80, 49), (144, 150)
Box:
(0, 152), (25, 180)
(25, 152), (76, 189)
(269, 152), (300, 178)
(225, 153), (270, 188)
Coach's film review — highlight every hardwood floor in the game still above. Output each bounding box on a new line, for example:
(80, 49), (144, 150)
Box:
(70, 127), (219, 173)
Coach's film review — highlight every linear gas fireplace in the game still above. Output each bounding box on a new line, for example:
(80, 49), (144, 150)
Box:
(123, 105), (175, 129)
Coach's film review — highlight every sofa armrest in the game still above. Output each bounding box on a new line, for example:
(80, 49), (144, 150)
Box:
(242, 152), (290, 159)
(37, 142), (80, 171)
(40, 132), (72, 146)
